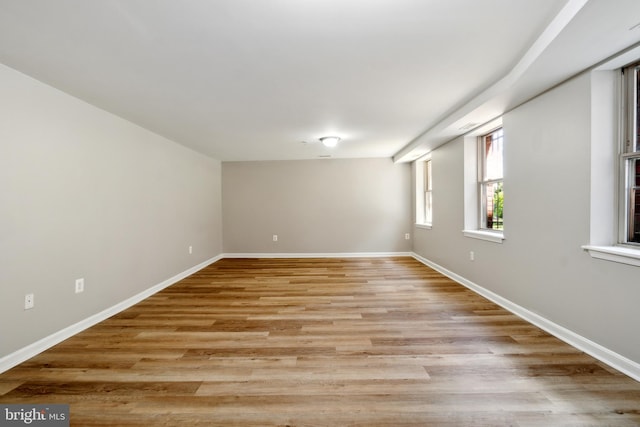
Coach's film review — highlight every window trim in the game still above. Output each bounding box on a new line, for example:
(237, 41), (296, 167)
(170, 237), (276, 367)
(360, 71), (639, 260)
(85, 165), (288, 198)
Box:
(621, 153), (640, 245)
(463, 229), (504, 243)
(582, 47), (640, 266)
(424, 158), (433, 226)
(478, 127), (504, 233)
(619, 62), (640, 247)
(462, 119), (504, 243)
(582, 244), (640, 267)
(415, 155), (433, 228)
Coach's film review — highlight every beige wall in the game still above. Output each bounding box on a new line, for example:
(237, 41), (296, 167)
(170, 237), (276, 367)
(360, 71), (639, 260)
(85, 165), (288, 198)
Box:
(413, 71), (640, 365)
(222, 158), (412, 254)
(0, 64), (223, 357)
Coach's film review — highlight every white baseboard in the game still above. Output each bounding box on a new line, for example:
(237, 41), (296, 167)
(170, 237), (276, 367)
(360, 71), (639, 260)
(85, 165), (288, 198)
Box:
(0, 255), (222, 374)
(0, 252), (407, 374)
(411, 252), (640, 382)
(8, 251), (637, 383)
(223, 252), (413, 258)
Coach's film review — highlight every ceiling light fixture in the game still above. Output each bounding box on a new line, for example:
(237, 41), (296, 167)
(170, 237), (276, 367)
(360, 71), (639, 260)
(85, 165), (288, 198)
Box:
(319, 136), (340, 147)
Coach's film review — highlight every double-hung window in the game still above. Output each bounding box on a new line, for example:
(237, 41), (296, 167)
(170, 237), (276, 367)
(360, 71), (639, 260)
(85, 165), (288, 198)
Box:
(415, 158), (432, 227)
(424, 159), (433, 225)
(582, 61), (640, 266)
(479, 128), (504, 231)
(623, 63), (640, 245)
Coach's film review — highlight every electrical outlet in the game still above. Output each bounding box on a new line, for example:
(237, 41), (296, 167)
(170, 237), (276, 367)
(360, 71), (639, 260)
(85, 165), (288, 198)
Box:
(75, 278), (84, 294)
(470, 251), (475, 261)
(405, 233), (411, 240)
(24, 293), (34, 310)
(273, 234), (278, 242)
(189, 245), (193, 254)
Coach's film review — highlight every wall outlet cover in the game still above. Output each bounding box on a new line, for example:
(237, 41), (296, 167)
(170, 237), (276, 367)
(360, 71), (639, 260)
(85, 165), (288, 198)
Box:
(75, 278), (85, 293)
(24, 293), (34, 310)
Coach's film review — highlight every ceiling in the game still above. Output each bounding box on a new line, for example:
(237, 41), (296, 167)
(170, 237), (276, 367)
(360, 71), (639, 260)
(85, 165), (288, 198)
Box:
(1, 0), (640, 162)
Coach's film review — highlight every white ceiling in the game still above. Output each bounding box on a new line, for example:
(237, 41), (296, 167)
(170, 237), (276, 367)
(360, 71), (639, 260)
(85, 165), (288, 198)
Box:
(1, 0), (639, 161)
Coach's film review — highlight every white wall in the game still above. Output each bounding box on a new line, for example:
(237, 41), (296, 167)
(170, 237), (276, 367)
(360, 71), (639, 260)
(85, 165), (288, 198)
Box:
(0, 64), (223, 358)
(413, 71), (640, 365)
(223, 158), (412, 254)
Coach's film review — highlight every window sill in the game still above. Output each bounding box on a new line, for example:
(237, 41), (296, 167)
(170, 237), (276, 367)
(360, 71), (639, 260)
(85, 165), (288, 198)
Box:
(463, 229), (504, 243)
(416, 223), (432, 230)
(582, 245), (640, 267)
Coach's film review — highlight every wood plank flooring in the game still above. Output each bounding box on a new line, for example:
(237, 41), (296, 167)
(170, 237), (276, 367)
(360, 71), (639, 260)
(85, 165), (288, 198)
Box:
(1, 257), (639, 426)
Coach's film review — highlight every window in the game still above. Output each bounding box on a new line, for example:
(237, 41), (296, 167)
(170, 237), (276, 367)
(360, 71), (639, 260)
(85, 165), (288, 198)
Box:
(462, 118), (504, 243)
(415, 158), (432, 227)
(479, 128), (504, 231)
(623, 63), (640, 245)
(581, 64), (640, 266)
(424, 159), (433, 225)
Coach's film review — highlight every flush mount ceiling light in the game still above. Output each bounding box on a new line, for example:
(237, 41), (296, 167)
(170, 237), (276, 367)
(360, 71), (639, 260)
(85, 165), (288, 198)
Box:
(319, 136), (341, 147)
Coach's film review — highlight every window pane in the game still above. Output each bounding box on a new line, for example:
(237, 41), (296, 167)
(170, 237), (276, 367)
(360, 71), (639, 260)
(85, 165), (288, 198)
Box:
(636, 67), (640, 152)
(423, 159), (433, 224)
(483, 181), (504, 230)
(630, 158), (640, 243)
(484, 129), (503, 180)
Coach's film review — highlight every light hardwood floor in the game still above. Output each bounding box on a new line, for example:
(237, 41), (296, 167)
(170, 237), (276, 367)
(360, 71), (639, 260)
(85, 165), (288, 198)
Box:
(1, 257), (639, 426)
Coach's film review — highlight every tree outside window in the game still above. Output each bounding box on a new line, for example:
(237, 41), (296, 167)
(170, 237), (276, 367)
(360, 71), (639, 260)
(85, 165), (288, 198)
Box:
(480, 128), (504, 231)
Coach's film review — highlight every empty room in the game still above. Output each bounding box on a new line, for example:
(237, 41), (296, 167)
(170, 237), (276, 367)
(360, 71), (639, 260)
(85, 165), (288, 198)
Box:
(2, 0), (640, 425)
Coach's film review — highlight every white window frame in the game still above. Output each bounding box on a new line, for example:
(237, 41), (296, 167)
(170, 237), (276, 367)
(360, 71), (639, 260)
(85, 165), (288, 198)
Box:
(424, 158), (433, 226)
(415, 156), (432, 228)
(478, 128), (504, 232)
(620, 62), (640, 246)
(462, 119), (504, 243)
(582, 54), (640, 267)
